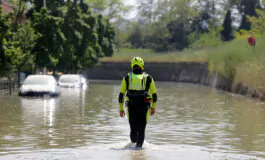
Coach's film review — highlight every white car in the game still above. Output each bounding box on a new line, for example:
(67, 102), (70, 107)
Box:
(19, 75), (61, 97)
(58, 74), (88, 88)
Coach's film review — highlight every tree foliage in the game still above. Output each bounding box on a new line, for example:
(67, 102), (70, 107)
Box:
(248, 9), (265, 36)
(0, 5), (38, 76)
(235, 0), (260, 30)
(121, 0), (265, 51)
(31, 8), (65, 68)
(221, 10), (234, 41)
(0, 0), (116, 75)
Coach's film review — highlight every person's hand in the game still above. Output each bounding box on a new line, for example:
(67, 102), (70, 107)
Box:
(150, 108), (155, 116)
(120, 110), (125, 117)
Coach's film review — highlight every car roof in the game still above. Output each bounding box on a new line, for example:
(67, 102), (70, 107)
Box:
(59, 74), (84, 78)
(26, 75), (56, 80)
(60, 74), (81, 76)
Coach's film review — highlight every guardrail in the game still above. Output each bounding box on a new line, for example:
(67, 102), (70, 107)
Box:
(0, 77), (17, 95)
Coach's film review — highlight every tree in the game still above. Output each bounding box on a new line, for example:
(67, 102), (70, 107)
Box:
(237, 0), (260, 30)
(57, 1), (115, 72)
(1, 0), (115, 76)
(248, 9), (265, 36)
(99, 15), (115, 56)
(13, 22), (40, 71)
(130, 0), (200, 51)
(0, 5), (23, 77)
(84, 0), (129, 21)
(145, 23), (170, 51)
(221, 10), (234, 41)
(0, 1), (40, 89)
(137, 0), (155, 24)
(189, 27), (223, 49)
(84, 0), (106, 13)
(84, 0), (129, 52)
(127, 23), (143, 48)
(0, 6), (10, 75)
(161, 0), (198, 50)
(31, 8), (65, 69)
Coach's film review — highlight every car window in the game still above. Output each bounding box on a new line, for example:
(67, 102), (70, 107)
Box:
(23, 76), (53, 85)
(59, 75), (80, 83)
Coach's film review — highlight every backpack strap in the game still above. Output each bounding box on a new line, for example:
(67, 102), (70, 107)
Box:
(124, 73), (129, 90)
(145, 74), (152, 92)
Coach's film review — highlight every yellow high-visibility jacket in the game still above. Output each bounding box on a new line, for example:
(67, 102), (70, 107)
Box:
(118, 72), (157, 111)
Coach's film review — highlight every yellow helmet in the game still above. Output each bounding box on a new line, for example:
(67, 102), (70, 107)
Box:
(131, 57), (144, 70)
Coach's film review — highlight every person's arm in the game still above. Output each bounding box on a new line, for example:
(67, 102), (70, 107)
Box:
(118, 77), (127, 117)
(149, 77), (157, 115)
(149, 78), (157, 109)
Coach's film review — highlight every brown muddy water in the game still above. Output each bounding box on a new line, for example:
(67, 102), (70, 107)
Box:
(0, 81), (265, 160)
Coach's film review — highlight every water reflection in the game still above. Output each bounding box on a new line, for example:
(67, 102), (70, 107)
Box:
(20, 97), (60, 127)
(16, 87), (88, 150)
(0, 95), (22, 154)
(18, 97), (61, 149)
(59, 87), (87, 120)
(127, 150), (147, 160)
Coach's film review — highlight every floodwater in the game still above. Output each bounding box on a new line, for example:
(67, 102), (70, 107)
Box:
(0, 81), (265, 160)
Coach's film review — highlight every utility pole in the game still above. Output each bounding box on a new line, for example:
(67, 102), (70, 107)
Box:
(41, 0), (47, 75)
(43, 0), (46, 8)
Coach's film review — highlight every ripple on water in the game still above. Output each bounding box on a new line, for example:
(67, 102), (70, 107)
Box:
(1, 82), (265, 159)
(0, 143), (264, 160)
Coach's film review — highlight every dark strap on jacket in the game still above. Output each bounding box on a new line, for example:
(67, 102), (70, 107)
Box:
(125, 74), (129, 90)
(145, 75), (152, 92)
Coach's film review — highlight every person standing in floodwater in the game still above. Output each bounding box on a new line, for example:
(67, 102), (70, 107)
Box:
(118, 57), (158, 148)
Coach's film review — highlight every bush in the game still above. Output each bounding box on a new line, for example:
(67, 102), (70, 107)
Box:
(188, 27), (223, 49)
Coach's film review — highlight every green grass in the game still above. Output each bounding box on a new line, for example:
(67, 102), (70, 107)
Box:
(101, 37), (265, 91)
(206, 37), (265, 90)
(100, 48), (208, 62)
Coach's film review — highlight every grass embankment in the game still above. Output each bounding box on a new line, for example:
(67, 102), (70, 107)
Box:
(207, 37), (265, 91)
(101, 38), (265, 91)
(100, 48), (208, 62)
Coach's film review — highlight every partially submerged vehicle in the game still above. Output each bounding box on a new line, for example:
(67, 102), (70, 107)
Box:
(58, 74), (88, 88)
(19, 75), (61, 97)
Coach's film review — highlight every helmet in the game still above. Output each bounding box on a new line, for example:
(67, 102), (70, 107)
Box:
(131, 57), (144, 70)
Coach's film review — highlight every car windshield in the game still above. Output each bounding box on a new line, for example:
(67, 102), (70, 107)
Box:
(59, 75), (80, 83)
(23, 76), (53, 85)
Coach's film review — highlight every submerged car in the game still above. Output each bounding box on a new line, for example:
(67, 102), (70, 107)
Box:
(58, 74), (88, 88)
(19, 75), (61, 97)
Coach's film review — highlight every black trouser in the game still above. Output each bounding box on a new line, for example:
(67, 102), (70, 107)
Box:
(128, 102), (148, 147)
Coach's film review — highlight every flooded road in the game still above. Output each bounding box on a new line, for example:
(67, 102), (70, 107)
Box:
(1, 81), (265, 160)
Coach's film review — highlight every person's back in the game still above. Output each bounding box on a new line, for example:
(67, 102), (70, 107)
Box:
(118, 57), (158, 148)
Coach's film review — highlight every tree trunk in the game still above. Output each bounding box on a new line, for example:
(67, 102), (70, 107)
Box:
(8, 77), (12, 95)
(17, 68), (20, 88)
